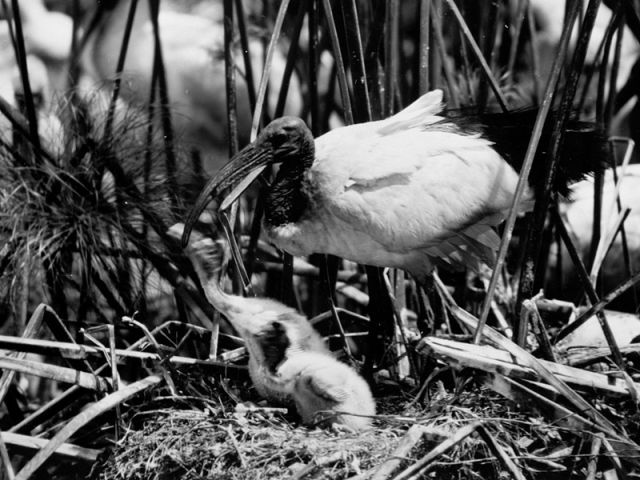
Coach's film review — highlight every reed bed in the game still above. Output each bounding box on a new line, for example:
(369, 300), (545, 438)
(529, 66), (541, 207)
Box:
(0, 0), (640, 478)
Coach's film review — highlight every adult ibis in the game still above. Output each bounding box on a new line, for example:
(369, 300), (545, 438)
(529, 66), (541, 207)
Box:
(182, 89), (603, 280)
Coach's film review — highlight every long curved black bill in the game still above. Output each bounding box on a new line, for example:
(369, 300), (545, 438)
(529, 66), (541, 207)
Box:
(182, 144), (272, 248)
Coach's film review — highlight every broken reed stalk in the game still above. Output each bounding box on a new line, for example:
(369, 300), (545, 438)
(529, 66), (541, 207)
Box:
(0, 355), (111, 391)
(474, 0), (581, 345)
(477, 425), (527, 480)
(2, 432), (99, 463)
(0, 431), (15, 480)
(0, 303), (46, 405)
(393, 422), (483, 480)
(421, 336), (638, 396)
(489, 373), (619, 442)
(370, 424), (427, 480)
(38, 304), (94, 373)
(10, 385), (87, 435)
(439, 284), (625, 435)
(554, 270), (640, 343)
(15, 375), (163, 480)
(12, 319), (206, 435)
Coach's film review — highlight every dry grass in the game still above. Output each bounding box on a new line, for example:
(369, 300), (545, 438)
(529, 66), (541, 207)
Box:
(90, 368), (640, 480)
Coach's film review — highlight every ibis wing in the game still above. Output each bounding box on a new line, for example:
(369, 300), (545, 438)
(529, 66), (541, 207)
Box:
(314, 129), (528, 260)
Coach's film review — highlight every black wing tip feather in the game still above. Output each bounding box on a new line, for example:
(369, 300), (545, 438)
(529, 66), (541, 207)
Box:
(557, 122), (609, 192)
(446, 108), (609, 194)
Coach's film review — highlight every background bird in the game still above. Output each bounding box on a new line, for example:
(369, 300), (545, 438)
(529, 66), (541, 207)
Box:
(547, 164), (640, 312)
(168, 223), (329, 406)
(8, 54), (64, 154)
(182, 89), (604, 283)
(0, 0), (73, 95)
(82, 0), (302, 173)
(276, 351), (375, 431)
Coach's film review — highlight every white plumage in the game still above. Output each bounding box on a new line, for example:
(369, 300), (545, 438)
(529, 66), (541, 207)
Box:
(275, 91), (533, 276)
(184, 89), (535, 279)
(277, 351), (375, 431)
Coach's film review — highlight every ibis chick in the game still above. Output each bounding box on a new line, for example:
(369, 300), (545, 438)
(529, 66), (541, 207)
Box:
(168, 223), (328, 405)
(277, 351), (375, 431)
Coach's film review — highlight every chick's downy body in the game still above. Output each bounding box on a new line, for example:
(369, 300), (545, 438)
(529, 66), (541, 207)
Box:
(277, 352), (375, 431)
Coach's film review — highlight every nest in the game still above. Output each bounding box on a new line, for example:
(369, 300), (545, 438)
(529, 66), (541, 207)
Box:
(90, 370), (629, 480)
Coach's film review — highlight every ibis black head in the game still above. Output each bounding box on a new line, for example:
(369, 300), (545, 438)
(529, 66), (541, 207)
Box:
(257, 116), (314, 164)
(181, 117), (314, 247)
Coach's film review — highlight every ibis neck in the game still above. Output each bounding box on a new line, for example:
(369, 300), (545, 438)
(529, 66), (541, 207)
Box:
(265, 151), (314, 227)
(187, 253), (241, 317)
(192, 266), (235, 316)
(190, 253), (260, 321)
